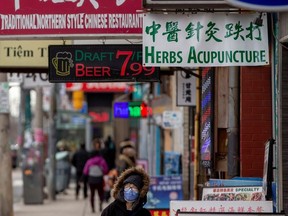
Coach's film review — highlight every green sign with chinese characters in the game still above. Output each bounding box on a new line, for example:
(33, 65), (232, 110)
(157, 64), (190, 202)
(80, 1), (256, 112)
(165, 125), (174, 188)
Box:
(143, 13), (269, 67)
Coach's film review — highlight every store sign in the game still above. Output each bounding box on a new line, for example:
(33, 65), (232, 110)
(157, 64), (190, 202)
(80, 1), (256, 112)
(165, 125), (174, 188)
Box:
(202, 186), (265, 201)
(225, 0), (288, 11)
(49, 44), (159, 82)
(114, 101), (152, 118)
(143, 13), (269, 67)
(0, 0), (142, 38)
(170, 201), (273, 216)
(176, 71), (196, 106)
(65, 82), (132, 93)
(0, 40), (71, 68)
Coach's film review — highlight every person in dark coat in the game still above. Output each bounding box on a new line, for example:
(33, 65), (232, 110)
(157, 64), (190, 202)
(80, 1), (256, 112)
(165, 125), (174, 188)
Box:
(116, 139), (137, 174)
(101, 167), (151, 216)
(71, 143), (89, 200)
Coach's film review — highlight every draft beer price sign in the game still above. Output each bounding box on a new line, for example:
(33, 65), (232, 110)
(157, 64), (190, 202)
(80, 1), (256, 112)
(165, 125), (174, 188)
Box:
(48, 44), (159, 82)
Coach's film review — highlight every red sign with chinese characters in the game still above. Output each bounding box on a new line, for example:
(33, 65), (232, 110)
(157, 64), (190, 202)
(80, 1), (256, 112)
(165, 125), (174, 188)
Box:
(0, 0), (142, 37)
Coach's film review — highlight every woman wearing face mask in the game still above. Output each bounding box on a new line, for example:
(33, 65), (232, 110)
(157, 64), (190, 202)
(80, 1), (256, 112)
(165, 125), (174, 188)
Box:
(101, 167), (151, 216)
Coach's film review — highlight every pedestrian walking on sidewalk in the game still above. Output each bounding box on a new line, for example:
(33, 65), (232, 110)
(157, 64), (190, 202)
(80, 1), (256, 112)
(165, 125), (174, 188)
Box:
(101, 167), (151, 216)
(72, 143), (89, 200)
(83, 138), (109, 213)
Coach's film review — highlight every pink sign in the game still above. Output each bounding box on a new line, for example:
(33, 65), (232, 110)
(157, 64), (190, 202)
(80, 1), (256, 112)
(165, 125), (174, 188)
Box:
(0, 0), (142, 37)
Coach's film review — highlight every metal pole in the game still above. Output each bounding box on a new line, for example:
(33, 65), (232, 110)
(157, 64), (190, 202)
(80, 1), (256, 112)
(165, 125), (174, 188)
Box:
(34, 86), (44, 201)
(47, 84), (57, 200)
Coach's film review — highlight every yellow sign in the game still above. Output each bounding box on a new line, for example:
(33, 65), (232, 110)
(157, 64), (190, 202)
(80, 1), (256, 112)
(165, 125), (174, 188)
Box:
(0, 40), (71, 68)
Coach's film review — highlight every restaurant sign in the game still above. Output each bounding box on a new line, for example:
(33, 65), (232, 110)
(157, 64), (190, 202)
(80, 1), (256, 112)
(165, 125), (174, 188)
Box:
(49, 44), (159, 82)
(143, 13), (269, 67)
(0, 0), (142, 38)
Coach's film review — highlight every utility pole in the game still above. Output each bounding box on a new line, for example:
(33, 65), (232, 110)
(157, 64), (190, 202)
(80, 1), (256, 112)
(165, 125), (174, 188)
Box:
(0, 73), (13, 216)
(47, 84), (57, 200)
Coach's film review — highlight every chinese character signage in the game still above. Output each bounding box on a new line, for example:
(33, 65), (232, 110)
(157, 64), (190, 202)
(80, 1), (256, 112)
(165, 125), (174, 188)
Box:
(49, 44), (159, 82)
(170, 200), (273, 216)
(176, 71), (196, 106)
(143, 13), (269, 67)
(0, 0), (142, 37)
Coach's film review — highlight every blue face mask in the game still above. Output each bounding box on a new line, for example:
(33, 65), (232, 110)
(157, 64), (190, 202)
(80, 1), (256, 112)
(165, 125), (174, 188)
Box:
(124, 188), (139, 202)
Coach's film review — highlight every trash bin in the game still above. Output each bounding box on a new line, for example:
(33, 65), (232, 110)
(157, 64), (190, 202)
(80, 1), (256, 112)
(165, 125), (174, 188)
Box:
(45, 151), (71, 193)
(22, 147), (44, 204)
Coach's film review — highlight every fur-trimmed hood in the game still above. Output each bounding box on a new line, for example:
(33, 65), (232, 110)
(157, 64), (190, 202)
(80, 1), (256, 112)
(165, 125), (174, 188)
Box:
(112, 167), (150, 200)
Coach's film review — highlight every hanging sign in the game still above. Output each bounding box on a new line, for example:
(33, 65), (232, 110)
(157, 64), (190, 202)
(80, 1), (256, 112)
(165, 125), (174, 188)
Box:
(225, 0), (288, 11)
(49, 44), (159, 82)
(0, 0), (142, 38)
(176, 71), (196, 106)
(143, 13), (269, 67)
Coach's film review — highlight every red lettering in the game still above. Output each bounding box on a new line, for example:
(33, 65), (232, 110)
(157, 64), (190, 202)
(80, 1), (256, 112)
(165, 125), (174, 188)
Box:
(75, 64), (111, 77)
(75, 63), (85, 76)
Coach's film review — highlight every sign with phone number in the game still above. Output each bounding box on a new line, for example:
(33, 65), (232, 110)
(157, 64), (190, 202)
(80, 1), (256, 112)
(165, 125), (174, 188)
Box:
(48, 44), (159, 83)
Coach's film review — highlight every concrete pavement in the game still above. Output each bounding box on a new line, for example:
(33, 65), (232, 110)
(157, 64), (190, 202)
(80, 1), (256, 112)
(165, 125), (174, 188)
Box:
(13, 169), (111, 216)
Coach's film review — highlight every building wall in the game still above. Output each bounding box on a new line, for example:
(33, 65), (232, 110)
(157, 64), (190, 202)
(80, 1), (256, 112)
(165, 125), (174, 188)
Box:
(240, 66), (273, 177)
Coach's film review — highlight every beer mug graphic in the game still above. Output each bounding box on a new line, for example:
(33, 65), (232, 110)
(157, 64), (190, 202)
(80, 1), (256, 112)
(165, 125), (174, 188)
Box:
(52, 52), (74, 76)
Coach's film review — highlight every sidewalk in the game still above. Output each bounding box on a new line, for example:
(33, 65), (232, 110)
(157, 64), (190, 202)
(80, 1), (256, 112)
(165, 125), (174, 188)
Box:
(13, 183), (111, 216)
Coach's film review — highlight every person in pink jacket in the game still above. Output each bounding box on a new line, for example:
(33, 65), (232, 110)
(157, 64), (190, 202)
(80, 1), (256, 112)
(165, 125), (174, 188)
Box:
(83, 138), (109, 213)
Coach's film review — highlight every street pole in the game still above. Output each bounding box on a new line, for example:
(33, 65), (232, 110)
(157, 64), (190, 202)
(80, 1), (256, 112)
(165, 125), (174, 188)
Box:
(0, 73), (13, 216)
(47, 84), (57, 200)
(34, 86), (44, 200)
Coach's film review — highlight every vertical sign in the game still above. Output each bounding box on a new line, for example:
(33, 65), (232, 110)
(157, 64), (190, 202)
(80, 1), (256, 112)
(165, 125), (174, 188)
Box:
(176, 71), (196, 106)
(200, 68), (214, 168)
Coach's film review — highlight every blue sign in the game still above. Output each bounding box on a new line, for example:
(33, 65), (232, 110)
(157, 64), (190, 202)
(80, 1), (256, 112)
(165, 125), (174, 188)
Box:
(226, 0), (288, 11)
(146, 175), (183, 209)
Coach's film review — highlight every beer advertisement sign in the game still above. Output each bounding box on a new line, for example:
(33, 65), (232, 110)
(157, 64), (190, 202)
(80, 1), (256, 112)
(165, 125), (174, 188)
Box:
(48, 44), (159, 82)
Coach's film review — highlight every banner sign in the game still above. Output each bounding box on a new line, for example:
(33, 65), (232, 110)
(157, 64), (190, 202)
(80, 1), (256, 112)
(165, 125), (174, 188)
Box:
(202, 186), (265, 201)
(225, 0), (288, 11)
(49, 44), (159, 82)
(143, 13), (269, 67)
(170, 201), (273, 216)
(0, 0), (142, 38)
